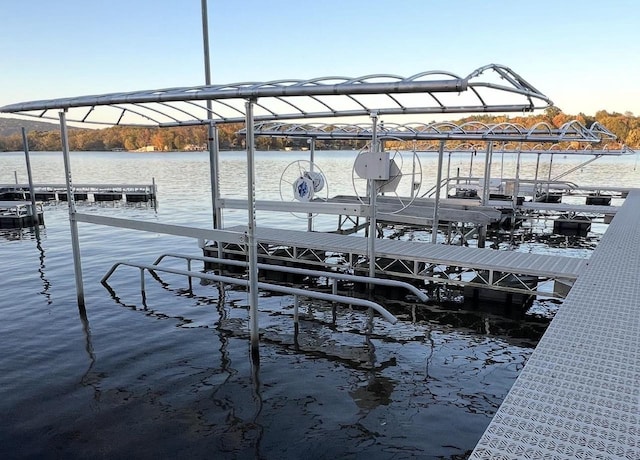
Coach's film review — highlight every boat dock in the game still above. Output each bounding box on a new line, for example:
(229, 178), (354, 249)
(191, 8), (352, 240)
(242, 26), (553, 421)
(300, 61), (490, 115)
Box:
(0, 183), (157, 203)
(212, 223), (585, 299)
(0, 201), (44, 228)
(471, 188), (640, 458)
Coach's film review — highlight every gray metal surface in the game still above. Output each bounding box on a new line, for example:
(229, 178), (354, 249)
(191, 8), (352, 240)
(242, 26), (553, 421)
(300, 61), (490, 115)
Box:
(0, 64), (551, 126)
(225, 225), (585, 279)
(471, 189), (640, 459)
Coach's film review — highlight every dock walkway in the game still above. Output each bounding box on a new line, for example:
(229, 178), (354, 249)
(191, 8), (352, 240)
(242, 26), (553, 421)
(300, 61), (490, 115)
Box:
(471, 189), (640, 459)
(221, 223), (585, 297)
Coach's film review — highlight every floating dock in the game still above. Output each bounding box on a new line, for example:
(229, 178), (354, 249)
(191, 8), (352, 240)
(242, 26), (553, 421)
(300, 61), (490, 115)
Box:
(0, 201), (44, 228)
(0, 183), (157, 203)
(471, 189), (640, 459)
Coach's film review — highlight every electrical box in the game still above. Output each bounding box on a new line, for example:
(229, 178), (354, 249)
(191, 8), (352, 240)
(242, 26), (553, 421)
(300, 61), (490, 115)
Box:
(354, 151), (390, 180)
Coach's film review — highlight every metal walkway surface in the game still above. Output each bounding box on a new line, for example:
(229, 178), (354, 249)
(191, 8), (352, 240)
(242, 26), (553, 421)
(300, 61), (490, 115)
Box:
(471, 189), (640, 459)
(221, 224), (586, 297)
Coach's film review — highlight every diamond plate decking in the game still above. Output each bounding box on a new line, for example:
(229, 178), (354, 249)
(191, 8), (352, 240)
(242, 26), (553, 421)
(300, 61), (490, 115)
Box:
(471, 189), (640, 459)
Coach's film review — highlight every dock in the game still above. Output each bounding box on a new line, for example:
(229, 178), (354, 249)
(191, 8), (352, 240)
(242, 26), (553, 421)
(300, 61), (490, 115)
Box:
(0, 201), (44, 228)
(0, 183), (157, 203)
(213, 224), (586, 299)
(471, 189), (640, 458)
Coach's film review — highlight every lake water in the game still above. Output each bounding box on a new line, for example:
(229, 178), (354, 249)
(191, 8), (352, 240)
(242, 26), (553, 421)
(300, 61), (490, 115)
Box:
(0, 150), (638, 459)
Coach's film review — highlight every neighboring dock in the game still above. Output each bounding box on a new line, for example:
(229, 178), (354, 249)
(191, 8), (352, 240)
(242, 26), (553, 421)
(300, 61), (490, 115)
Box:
(471, 189), (640, 459)
(0, 183), (157, 203)
(0, 201), (44, 228)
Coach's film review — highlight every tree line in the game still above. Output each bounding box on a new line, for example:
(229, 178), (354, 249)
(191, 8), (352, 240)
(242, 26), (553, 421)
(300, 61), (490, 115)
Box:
(1, 109), (638, 152)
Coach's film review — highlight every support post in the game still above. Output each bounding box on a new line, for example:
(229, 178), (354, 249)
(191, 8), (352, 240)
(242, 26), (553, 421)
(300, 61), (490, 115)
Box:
(245, 99), (260, 360)
(368, 113), (379, 281)
(59, 111), (85, 308)
(546, 154), (554, 197)
(21, 128), (39, 226)
(479, 142), (493, 249)
(533, 152), (541, 199)
(432, 141), (445, 244)
(307, 138), (316, 232)
(202, 0), (222, 231)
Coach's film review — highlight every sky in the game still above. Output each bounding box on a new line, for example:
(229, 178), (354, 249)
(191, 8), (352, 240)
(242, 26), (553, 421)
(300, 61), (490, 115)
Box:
(0, 0), (638, 118)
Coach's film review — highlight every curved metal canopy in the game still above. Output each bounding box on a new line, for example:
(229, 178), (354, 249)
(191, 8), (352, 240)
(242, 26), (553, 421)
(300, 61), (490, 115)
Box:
(0, 64), (552, 127)
(245, 120), (617, 144)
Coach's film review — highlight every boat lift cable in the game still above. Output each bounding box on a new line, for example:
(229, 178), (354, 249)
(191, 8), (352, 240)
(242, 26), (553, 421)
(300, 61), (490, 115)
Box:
(152, 252), (429, 302)
(101, 261), (398, 324)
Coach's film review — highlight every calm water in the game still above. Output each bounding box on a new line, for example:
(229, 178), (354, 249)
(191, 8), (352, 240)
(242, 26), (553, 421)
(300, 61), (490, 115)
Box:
(0, 150), (638, 459)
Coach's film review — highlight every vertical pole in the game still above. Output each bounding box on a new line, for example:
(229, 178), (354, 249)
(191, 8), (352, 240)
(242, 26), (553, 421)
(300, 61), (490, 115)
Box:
(59, 111), (85, 308)
(482, 142), (493, 206)
(245, 99), (260, 360)
(445, 151), (452, 193)
(201, 0), (221, 231)
(14, 171), (18, 184)
(478, 142), (493, 249)
(546, 154), (554, 196)
(533, 152), (541, 200)
(21, 128), (39, 226)
(431, 141), (444, 244)
(368, 113), (379, 280)
(513, 146), (522, 207)
(307, 138), (315, 232)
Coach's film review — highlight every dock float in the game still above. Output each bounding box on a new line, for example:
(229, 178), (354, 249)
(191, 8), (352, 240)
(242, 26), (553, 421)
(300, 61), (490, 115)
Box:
(0, 201), (44, 228)
(471, 189), (640, 459)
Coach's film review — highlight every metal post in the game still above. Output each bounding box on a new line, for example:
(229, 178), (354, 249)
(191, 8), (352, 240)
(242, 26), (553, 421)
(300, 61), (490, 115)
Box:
(21, 128), (39, 226)
(478, 142), (493, 249)
(482, 142), (493, 206)
(307, 138), (315, 232)
(201, 0), (222, 231)
(14, 171), (18, 184)
(533, 152), (541, 200)
(546, 154), (554, 196)
(368, 113), (379, 280)
(59, 111), (85, 308)
(245, 99), (260, 359)
(445, 151), (452, 193)
(513, 146), (522, 208)
(432, 141), (445, 244)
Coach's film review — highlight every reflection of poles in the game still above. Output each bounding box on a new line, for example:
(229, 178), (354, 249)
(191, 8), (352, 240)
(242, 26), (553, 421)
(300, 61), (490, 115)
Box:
(59, 111), (85, 308)
(431, 141), (444, 244)
(245, 100), (260, 361)
(35, 233), (52, 305)
(21, 128), (40, 230)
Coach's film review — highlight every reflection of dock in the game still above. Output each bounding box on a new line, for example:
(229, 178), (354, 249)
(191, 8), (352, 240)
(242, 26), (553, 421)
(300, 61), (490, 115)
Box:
(471, 189), (640, 458)
(0, 183), (157, 203)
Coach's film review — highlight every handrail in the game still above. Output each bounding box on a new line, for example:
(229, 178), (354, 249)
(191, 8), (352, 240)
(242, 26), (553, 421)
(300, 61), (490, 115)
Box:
(101, 261), (398, 324)
(152, 252), (428, 302)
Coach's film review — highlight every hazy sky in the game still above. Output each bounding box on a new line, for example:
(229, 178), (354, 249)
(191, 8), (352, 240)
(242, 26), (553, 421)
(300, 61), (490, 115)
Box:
(0, 0), (638, 116)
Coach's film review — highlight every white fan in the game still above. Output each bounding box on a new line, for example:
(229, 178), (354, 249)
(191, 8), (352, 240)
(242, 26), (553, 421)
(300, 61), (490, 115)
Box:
(351, 145), (422, 213)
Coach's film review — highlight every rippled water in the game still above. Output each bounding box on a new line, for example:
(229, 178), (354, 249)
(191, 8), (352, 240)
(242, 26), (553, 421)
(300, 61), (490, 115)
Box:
(1, 150), (637, 459)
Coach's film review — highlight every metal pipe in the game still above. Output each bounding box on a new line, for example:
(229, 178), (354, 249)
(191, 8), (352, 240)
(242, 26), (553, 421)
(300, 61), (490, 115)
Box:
(368, 113), (379, 280)
(21, 128), (39, 226)
(102, 261), (398, 324)
(533, 152), (541, 199)
(482, 142), (493, 206)
(59, 111), (85, 308)
(307, 138), (315, 231)
(431, 141), (445, 244)
(152, 253), (429, 302)
(546, 154), (554, 196)
(245, 99), (260, 357)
